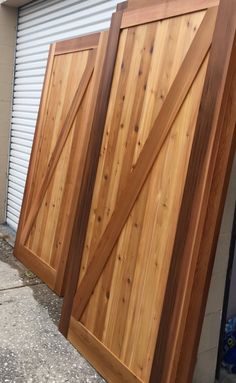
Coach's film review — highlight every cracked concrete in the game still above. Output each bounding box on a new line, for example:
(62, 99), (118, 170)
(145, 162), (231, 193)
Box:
(0, 232), (105, 383)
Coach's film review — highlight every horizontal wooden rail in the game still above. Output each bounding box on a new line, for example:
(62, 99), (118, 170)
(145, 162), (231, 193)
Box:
(55, 33), (100, 56)
(68, 318), (143, 383)
(121, 0), (219, 28)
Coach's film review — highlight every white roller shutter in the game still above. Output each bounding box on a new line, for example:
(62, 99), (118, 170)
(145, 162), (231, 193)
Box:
(7, 0), (120, 230)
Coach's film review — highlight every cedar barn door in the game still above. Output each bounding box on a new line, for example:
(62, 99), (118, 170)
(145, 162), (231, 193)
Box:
(64, 0), (226, 382)
(14, 32), (108, 295)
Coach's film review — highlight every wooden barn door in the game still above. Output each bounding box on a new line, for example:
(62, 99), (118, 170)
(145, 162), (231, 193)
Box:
(59, 1), (235, 382)
(14, 32), (109, 295)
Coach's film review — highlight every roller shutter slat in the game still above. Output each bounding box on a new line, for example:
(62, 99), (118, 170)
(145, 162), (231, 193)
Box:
(7, 0), (119, 229)
(18, 1), (117, 34)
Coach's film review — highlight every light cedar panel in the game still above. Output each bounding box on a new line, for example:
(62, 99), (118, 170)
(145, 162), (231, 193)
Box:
(14, 32), (108, 295)
(66, 2), (219, 382)
(152, 0), (236, 381)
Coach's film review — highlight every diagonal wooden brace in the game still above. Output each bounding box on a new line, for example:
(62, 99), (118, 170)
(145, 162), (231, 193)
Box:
(72, 7), (218, 320)
(21, 49), (96, 245)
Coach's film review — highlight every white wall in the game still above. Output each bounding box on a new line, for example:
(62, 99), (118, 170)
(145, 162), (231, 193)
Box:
(0, 5), (17, 222)
(227, 246), (236, 319)
(193, 156), (236, 383)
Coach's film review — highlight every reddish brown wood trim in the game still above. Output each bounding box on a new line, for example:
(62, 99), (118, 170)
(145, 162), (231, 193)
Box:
(127, 0), (167, 11)
(117, 1), (128, 11)
(20, 50), (96, 245)
(17, 245), (56, 290)
(55, 1), (127, 57)
(59, 8), (125, 337)
(121, 0), (219, 29)
(14, 44), (56, 257)
(68, 319), (142, 383)
(71, 8), (217, 322)
(55, 33), (100, 56)
(127, 0), (218, 10)
(150, 0), (236, 382)
(175, 34), (236, 383)
(54, 31), (109, 296)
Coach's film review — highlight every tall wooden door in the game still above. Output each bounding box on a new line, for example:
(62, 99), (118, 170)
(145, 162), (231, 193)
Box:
(14, 32), (109, 295)
(60, 1), (235, 382)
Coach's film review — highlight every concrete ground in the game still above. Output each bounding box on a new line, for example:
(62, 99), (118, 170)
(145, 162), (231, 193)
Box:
(0, 224), (104, 383)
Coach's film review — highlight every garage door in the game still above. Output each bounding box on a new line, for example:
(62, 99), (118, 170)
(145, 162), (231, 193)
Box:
(7, 0), (120, 231)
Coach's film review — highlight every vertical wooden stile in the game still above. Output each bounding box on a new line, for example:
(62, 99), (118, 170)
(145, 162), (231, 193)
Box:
(174, 34), (236, 383)
(59, 4), (127, 335)
(14, 32), (109, 295)
(59, 1), (236, 382)
(151, 1), (236, 381)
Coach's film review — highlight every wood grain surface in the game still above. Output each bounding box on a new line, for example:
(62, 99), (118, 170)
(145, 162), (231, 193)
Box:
(66, 2), (220, 381)
(15, 1), (234, 382)
(127, 0), (218, 11)
(68, 318), (142, 383)
(122, 0), (219, 28)
(21, 50), (96, 246)
(151, 0), (236, 381)
(59, 4), (126, 336)
(14, 32), (108, 295)
(72, 7), (216, 322)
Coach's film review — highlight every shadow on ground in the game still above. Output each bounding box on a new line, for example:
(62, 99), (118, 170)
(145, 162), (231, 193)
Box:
(0, 237), (105, 383)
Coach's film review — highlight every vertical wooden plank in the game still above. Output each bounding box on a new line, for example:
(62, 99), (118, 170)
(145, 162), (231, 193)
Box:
(80, 24), (145, 333)
(71, 8), (216, 322)
(175, 33), (236, 383)
(58, 1), (236, 382)
(14, 33), (111, 295)
(59, 2), (236, 382)
(59, 7), (126, 337)
(74, 17), (207, 379)
(21, 50), (96, 245)
(37, 53), (82, 261)
(14, 44), (56, 254)
(90, 22), (158, 341)
(151, 0), (236, 381)
(29, 52), (77, 258)
(54, 31), (109, 295)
